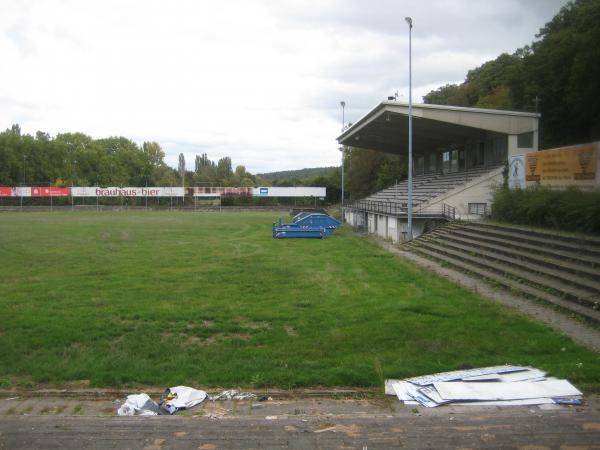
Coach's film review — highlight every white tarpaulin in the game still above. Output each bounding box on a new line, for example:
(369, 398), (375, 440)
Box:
(433, 379), (582, 401)
(71, 187), (184, 197)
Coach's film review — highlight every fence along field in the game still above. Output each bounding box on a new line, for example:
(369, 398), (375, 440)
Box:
(0, 211), (598, 390)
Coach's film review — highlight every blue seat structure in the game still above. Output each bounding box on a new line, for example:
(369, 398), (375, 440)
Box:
(272, 213), (342, 239)
(293, 213), (341, 235)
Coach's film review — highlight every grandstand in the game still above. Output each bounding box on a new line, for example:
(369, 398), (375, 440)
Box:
(361, 164), (502, 207)
(337, 102), (539, 241)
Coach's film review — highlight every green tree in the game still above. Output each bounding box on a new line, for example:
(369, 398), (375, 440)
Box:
(217, 157), (232, 179)
(525, 0), (600, 146)
(423, 0), (600, 147)
(178, 153), (186, 187)
(143, 142), (165, 167)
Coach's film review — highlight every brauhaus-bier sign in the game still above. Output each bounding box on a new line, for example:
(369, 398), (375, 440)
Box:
(71, 187), (184, 197)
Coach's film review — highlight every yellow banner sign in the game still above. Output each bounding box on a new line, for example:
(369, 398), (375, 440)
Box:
(525, 143), (598, 189)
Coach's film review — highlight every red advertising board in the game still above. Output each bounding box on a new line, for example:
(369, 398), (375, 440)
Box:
(30, 186), (71, 197)
(0, 187), (12, 197)
(221, 187), (253, 197)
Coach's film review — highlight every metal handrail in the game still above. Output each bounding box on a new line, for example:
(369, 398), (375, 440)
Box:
(344, 199), (455, 220)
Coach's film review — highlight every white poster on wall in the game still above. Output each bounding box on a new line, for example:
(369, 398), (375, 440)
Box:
(14, 187), (31, 197)
(508, 155), (525, 190)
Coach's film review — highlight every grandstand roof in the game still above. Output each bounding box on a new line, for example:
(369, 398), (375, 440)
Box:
(336, 101), (540, 154)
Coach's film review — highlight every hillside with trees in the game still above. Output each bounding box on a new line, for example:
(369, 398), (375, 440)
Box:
(344, 0), (599, 201)
(258, 167), (337, 182)
(422, 0), (600, 148)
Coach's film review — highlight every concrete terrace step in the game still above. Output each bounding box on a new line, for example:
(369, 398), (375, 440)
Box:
(406, 243), (600, 324)
(462, 223), (600, 259)
(467, 222), (600, 249)
(424, 233), (600, 294)
(413, 239), (599, 307)
(429, 229), (600, 281)
(444, 227), (600, 268)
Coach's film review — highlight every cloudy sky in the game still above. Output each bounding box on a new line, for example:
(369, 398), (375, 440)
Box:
(1, 0), (568, 173)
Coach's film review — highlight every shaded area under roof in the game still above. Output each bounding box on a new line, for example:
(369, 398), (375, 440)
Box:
(336, 102), (539, 155)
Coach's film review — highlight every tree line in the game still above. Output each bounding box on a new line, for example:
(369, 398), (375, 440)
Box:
(0, 124), (261, 189)
(0, 124), (345, 204)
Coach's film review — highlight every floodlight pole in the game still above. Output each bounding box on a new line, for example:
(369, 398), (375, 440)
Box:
(71, 160), (77, 211)
(340, 101), (346, 211)
(405, 16), (413, 241)
(21, 154), (26, 211)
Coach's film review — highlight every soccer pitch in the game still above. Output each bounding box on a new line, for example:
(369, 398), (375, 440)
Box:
(0, 212), (598, 390)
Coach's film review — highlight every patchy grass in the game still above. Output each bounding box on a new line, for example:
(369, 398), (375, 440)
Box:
(0, 212), (599, 390)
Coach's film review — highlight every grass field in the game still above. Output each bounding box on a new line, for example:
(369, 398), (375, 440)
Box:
(0, 212), (598, 390)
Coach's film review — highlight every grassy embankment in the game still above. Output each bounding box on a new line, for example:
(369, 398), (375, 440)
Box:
(0, 212), (598, 390)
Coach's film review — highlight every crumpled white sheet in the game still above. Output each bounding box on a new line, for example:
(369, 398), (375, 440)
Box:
(160, 386), (208, 414)
(117, 393), (159, 416)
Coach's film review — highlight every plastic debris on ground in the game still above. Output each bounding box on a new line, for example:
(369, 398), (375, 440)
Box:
(117, 393), (161, 416)
(159, 386), (208, 415)
(208, 389), (258, 401)
(384, 366), (583, 408)
(116, 387), (270, 416)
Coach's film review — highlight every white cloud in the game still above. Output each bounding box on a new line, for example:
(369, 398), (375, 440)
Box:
(0, 0), (568, 173)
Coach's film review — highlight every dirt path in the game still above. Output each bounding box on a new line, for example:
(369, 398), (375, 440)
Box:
(370, 236), (600, 353)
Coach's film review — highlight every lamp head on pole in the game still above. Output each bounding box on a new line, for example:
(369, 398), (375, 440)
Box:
(405, 17), (412, 28)
(340, 101), (345, 108)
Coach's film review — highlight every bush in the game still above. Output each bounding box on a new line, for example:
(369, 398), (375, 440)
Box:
(492, 187), (600, 234)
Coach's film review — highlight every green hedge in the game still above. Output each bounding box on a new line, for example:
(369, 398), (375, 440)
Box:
(492, 187), (600, 234)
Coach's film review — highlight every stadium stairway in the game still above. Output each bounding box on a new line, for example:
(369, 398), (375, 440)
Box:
(404, 222), (600, 323)
(361, 165), (503, 208)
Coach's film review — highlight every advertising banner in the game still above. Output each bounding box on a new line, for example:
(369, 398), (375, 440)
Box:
(193, 187), (253, 197)
(194, 187), (221, 197)
(253, 187), (327, 197)
(193, 187), (222, 197)
(0, 187), (32, 197)
(193, 186), (327, 198)
(221, 187), (253, 197)
(71, 187), (184, 197)
(525, 143), (599, 189)
(508, 155), (525, 190)
(31, 187), (70, 197)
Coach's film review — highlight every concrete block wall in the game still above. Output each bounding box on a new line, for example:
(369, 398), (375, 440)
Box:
(421, 167), (503, 220)
(345, 210), (429, 242)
